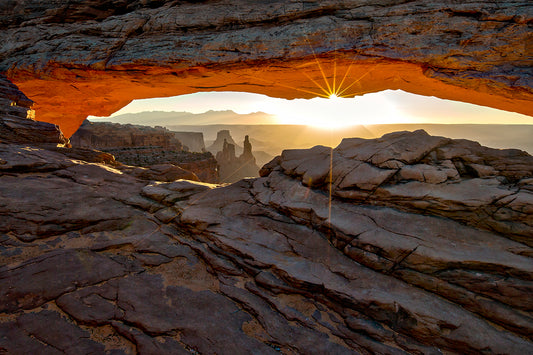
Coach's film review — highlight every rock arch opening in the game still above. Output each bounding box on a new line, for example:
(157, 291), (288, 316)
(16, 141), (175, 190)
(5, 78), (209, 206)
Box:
(85, 89), (533, 154)
(9, 56), (533, 138)
(2, 1), (531, 137)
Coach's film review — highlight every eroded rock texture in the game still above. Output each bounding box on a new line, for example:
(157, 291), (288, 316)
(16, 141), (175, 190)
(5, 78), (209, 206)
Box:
(1, 129), (532, 354)
(0, 73), (68, 146)
(216, 135), (260, 183)
(71, 120), (183, 151)
(1, 1), (532, 136)
(70, 120), (219, 182)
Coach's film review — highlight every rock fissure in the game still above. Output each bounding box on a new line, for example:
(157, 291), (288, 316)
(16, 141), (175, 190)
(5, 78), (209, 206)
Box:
(245, 182), (533, 337)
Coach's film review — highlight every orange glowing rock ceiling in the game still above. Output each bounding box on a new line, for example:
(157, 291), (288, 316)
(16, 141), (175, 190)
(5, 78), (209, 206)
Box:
(1, 0), (531, 137)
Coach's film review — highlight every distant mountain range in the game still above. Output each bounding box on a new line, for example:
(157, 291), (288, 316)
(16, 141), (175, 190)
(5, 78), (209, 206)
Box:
(91, 110), (277, 126)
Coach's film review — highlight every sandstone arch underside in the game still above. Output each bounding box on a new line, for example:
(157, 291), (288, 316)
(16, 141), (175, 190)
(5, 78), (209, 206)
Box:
(0, 0), (532, 137)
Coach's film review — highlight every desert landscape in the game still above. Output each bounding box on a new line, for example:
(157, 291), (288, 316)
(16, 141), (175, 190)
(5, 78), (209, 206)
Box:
(1, 1), (532, 354)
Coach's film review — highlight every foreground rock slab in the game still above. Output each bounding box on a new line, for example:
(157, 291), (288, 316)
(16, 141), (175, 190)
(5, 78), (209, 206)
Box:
(1, 130), (532, 354)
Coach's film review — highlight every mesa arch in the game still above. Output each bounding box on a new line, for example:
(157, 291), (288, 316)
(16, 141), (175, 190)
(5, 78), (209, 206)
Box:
(1, 0), (531, 137)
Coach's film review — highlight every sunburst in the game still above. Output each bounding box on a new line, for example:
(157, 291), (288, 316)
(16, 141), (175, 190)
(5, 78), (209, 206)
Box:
(301, 38), (380, 100)
(243, 42), (379, 103)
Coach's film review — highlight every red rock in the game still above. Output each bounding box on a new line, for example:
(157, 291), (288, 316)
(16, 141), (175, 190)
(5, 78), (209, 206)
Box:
(0, 310), (106, 354)
(111, 320), (190, 355)
(70, 119), (219, 182)
(0, 74), (68, 146)
(268, 130), (533, 243)
(176, 157), (219, 183)
(132, 163), (199, 182)
(0, 2), (531, 136)
(71, 120), (183, 151)
(0, 250), (127, 312)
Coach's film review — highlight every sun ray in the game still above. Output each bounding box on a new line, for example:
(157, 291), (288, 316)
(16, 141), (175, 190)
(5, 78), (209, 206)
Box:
(220, 159), (262, 183)
(336, 60), (354, 96)
(337, 63), (381, 97)
(250, 75), (329, 98)
(302, 71), (330, 98)
(305, 37), (333, 95)
(332, 52), (337, 95)
(241, 40), (390, 127)
(240, 40), (385, 102)
(328, 146), (333, 227)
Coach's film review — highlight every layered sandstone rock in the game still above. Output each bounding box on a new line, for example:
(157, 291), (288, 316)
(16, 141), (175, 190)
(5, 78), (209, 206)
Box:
(173, 158), (218, 183)
(260, 130), (533, 244)
(0, 73), (68, 146)
(173, 131), (205, 153)
(71, 120), (219, 182)
(120, 163), (200, 183)
(216, 135), (260, 183)
(0, 1), (531, 136)
(71, 120), (183, 150)
(1, 130), (531, 354)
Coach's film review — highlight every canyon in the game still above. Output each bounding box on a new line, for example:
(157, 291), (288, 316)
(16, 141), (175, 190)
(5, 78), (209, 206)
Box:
(70, 121), (263, 183)
(0, 1), (532, 354)
(216, 135), (260, 183)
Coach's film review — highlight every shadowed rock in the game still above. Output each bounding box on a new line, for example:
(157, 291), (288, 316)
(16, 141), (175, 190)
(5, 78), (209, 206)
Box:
(0, 129), (531, 354)
(0, 73), (68, 146)
(70, 119), (219, 182)
(261, 130), (533, 244)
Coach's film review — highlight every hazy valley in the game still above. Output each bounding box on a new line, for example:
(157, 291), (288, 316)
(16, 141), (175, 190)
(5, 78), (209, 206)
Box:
(92, 109), (533, 157)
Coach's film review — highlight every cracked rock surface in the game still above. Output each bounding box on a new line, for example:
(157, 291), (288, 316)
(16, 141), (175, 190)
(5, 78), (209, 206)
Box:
(1, 129), (532, 354)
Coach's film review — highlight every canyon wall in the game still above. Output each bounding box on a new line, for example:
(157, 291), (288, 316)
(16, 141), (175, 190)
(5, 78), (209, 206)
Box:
(71, 120), (183, 150)
(0, 73), (68, 146)
(0, 1), (531, 136)
(71, 120), (219, 182)
(173, 131), (205, 153)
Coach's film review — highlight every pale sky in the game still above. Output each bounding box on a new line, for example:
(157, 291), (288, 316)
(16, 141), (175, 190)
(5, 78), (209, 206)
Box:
(93, 90), (532, 127)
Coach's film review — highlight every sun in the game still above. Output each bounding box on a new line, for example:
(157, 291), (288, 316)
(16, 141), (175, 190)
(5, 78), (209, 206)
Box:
(244, 45), (413, 128)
